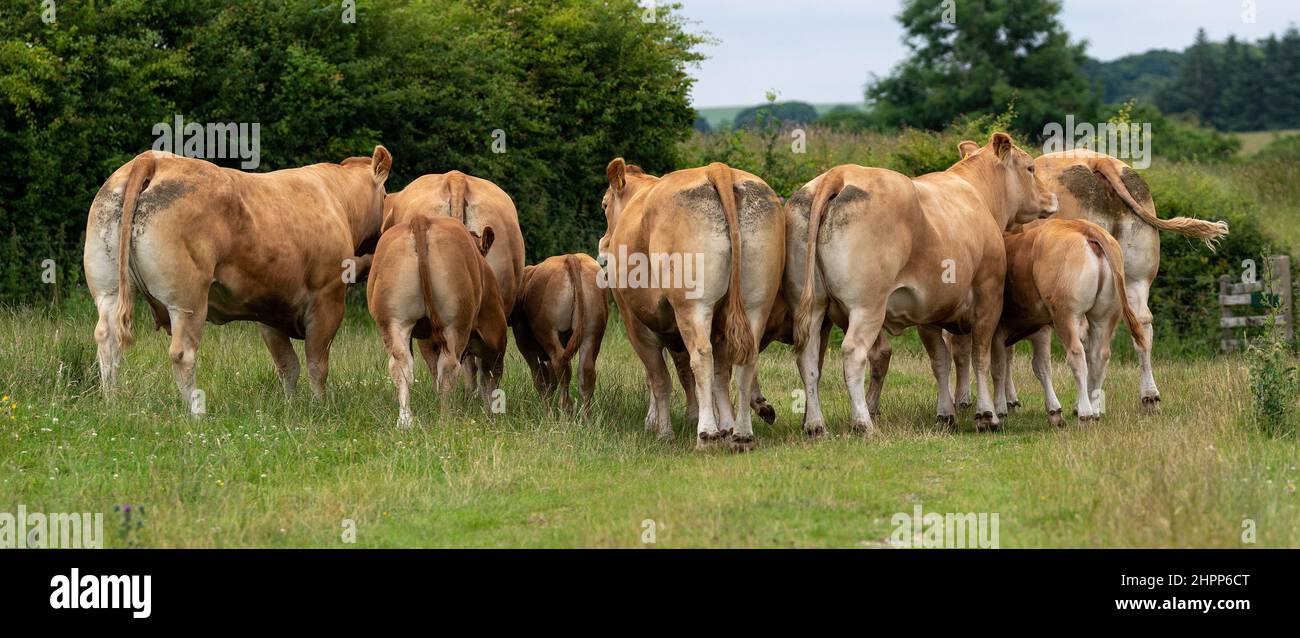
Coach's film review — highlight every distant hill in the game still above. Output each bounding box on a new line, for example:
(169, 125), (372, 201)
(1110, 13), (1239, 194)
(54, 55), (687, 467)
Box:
(1082, 50), (1184, 104)
(694, 102), (864, 130)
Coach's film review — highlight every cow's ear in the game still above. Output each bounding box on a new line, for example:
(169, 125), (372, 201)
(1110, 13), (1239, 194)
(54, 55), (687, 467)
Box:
(606, 158), (627, 193)
(990, 132), (1014, 161)
(957, 140), (980, 159)
(371, 145), (392, 185)
(478, 225), (495, 256)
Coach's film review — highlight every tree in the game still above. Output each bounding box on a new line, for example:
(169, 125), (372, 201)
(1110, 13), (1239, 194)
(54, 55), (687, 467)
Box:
(865, 0), (1097, 135)
(0, 0), (704, 303)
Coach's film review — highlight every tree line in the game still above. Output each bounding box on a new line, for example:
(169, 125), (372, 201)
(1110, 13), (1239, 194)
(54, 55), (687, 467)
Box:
(0, 0), (702, 303)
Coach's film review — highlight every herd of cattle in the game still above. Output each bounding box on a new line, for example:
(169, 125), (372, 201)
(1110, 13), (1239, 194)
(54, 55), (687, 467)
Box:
(83, 133), (1229, 450)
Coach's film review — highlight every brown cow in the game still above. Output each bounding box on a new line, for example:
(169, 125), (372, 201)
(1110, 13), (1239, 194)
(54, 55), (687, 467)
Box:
(600, 159), (785, 450)
(511, 254), (608, 414)
(948, 149), (1229, 412)
(788, 133), (1058, 435)
(991, 219), (1147, 425)
(367, 215), (506, 428)
(83, 147), (391, 414)
(383, 171), (525, 388)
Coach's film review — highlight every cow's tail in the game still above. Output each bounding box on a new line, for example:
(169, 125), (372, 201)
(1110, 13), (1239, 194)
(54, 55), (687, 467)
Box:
(411, 215), (448, 355)
(447, 171), (468, 224)
(793, 169), (844, 351)
(113, 152), (157, 348)
(558, 254), (585, 366)
(1089, 157), (1229, 251)
(706, 163), (755, 366)
(1082, 224), (1147, 350)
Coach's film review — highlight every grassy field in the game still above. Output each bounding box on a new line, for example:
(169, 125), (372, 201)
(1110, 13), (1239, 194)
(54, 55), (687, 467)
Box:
(1, 299), (1297, 548)
(1234, 129), (1300, 156)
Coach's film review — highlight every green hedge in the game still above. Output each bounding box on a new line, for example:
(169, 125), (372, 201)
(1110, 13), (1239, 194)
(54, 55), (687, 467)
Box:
(0, 0), (703, 303)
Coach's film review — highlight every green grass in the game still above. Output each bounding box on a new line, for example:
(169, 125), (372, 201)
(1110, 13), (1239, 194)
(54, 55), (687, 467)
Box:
(1234, 129), (1300, 157)
(1, 300), (1297, 548)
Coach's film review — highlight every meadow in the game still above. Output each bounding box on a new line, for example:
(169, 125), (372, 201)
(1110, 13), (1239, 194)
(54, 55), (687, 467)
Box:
(2, 296), (1297, 548)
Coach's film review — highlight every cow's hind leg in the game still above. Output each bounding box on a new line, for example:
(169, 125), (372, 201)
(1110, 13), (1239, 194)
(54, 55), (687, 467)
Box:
(167, 303), (208, 417)
(1128, 282), (1160, 411)
(920, 326), (957, 430)
(92, 293), (124, 396)
(1003, 345), (1021, 411)
(382, 321), (416, 428)
(258, 324), (300, 400)
(865, 333), (892, 418)
(1028, 327), (1063, 426)
(1054, 315), (1095, 423)
(674, 305), (724, 448)
(304, 289), (345, 400)
(946, 332), (973, 410)
(795, 300), (830, 437)
(842, 306), (887, 436)
(1085, 314), (1119, 418)
(669, 349), (699, 426)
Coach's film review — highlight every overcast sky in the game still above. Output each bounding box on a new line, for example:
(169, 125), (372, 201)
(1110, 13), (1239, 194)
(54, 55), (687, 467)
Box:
(677, 0), (1300, 107)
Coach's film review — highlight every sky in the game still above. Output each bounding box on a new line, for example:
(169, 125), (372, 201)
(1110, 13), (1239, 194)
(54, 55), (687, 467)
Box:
(676, 0), (1300, 107)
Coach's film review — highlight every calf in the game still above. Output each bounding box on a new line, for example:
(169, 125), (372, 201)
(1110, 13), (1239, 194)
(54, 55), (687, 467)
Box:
(991, 219), (1146, 425)
(512, 254), (608, 414)
(367, 216), (506, 428)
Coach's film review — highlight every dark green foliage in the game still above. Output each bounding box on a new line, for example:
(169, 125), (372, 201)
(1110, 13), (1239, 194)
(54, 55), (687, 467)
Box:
(0, 0), (704, 303)
(865, 0), (1098, 135)
(1083, 50), (1183, 104)
(1250, 134), (1300, 163)
(1141, 166), (1275, 356)
(733, 101), (819, 130)
(1157, 28), (1300, 131)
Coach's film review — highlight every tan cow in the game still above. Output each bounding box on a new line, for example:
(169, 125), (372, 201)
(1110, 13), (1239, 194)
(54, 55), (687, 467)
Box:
(83, 147), (391, 414)
(948, 149), (1229, 412)
(511, 254), (608, 414)
(991, 219), (1146, 425)
(367, 215), (507, 428)
(383, 171), (525, 388)
(789, 133), (1058, 435)
(600, 159), (785, 450)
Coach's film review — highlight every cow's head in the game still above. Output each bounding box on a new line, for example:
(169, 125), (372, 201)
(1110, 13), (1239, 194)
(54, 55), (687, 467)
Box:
(957, 133), (1058, 229)
(599, 158), (656, 256)
(344, 145), (392, 250)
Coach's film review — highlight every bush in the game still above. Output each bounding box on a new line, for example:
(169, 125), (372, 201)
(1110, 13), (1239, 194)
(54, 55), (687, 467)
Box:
(1141, 162), (1278, 355)
(1247, 336), (1297, 437)
(0, 0), (704, 304)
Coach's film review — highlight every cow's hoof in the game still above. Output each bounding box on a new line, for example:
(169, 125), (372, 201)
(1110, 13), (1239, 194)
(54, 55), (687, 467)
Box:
(1140, 395), (1161, 413)
(756, 402), (777, 425)
(1008, 400), (1022, 409)
(717, 429), (734, 440)
(696, 430), (728, 449)
(804, 423), (826, 438)
(1047, 409), (1064, 428)
(729, 435), (755, 453)
(655, 429), (674, 442)
(996, 412), (1007, 420)
(935, 414), (956, 431)
(974, 412), (1000, 432)
(397, 414), (413, 430)
(957, 401), (973, 411)
(850, 420), (876, 436)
